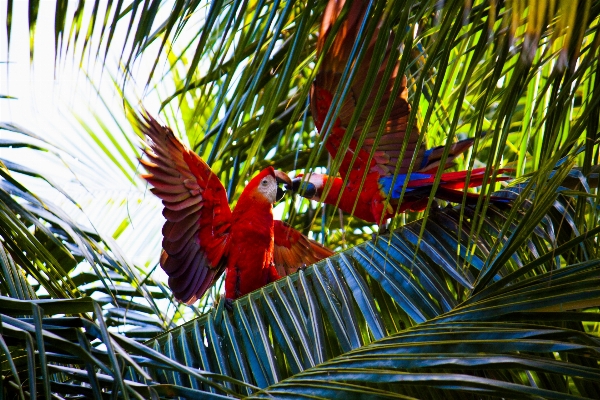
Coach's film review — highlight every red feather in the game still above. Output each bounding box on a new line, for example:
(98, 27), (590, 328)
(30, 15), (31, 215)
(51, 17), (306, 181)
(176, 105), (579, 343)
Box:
(139, 113), (332, 303)
(295, 0), (512, 224)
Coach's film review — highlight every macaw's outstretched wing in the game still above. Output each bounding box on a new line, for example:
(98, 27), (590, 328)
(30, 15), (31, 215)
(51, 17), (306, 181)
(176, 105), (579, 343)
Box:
(273, 221), (334, 277)
(138, 113), (232, 304)
(311, 0), (425, 178)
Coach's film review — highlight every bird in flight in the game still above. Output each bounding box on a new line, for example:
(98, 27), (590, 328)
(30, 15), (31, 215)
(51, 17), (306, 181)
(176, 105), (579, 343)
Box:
(289, 0), (511, 225)
(138, 113), (333, 304)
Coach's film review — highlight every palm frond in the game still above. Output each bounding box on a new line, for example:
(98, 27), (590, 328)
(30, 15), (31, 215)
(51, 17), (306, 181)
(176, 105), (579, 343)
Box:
(0, 149), (598, 398)
(0, 124), (183, 336)
(59, 168), (597, 398)
(0, 297), (249, 399)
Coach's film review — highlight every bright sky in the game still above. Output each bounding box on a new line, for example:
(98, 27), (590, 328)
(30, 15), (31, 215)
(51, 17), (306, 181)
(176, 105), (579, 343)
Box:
(0, 1), (171, 269)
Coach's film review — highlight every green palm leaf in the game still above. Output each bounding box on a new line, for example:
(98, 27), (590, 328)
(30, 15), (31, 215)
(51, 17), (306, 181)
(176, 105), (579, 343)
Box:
(0, 124), (183, 336)
(2, 0), (600, 398)
(3, 168), (597, 398)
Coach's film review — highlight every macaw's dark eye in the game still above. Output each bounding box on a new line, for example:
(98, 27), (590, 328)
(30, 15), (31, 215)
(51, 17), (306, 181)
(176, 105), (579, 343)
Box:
(276, 186), (285, 202)
(262, 179), (268, 186)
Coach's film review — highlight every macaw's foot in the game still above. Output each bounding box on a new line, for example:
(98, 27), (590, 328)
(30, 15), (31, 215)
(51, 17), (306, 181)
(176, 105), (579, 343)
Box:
(223, 298), (234, 312)
(372, 226), (389, 241)
(428, 200), (444, 212)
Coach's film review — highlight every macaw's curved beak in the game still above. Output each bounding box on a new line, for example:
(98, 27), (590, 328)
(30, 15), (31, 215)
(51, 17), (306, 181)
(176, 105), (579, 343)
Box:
(288, 177), (317, 198)
(276, 186), (285, 202)
(274, 170), (292, 186)
(274, 170), (291, 202)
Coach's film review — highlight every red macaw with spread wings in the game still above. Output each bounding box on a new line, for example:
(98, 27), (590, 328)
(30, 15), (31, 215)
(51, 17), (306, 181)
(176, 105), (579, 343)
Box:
(138, 114), (333, 304)
(290, 0), (511, 225)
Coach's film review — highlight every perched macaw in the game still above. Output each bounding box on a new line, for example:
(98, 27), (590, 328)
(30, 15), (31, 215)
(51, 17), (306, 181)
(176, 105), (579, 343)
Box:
(138, 114), (333, 304)
(289, 0), (510, 225)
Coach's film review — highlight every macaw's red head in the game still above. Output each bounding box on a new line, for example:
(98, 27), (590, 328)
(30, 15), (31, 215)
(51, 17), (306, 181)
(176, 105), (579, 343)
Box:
(287, 173), (330, 201)
(240, 167), (292, 206)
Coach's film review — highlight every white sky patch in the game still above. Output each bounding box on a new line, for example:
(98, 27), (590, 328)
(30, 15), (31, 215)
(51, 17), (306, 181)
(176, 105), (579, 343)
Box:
(265, 146), (277, 159)
(0, 1), (198, 293)
(273, 201), (285, 220)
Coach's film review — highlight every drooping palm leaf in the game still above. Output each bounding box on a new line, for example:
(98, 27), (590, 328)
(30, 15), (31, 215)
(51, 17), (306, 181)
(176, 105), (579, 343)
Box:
(0, 297), (251, 399)
(0, 124), (183, 338)
(252, 321), (600, 399)
(138, 169), (600, 398)
(4, 167), (596, 398)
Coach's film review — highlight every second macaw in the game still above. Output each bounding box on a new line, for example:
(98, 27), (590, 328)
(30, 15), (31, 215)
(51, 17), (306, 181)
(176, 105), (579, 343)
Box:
(139, 113), (333, 304)
(289, 0), (511, 225)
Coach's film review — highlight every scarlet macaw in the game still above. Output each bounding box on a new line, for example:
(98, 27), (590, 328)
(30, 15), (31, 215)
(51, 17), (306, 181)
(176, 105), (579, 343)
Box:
(289, 0), (510, 225)
(138, 114), (333, 304)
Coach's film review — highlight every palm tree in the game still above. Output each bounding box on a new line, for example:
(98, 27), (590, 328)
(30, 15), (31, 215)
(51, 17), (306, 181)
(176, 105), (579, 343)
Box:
(1, 0), (599, 398)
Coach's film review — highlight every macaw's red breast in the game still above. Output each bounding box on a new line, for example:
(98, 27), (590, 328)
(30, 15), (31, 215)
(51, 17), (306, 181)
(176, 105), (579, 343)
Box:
(225, 211), (279, 299)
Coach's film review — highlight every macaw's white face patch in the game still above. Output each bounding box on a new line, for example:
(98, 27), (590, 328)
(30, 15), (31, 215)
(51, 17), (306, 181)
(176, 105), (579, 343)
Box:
(257, 175), (278, 204)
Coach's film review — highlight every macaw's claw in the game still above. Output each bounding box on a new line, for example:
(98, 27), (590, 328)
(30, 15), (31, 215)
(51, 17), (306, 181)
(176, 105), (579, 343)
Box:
(224, 298), (234, 312)
(372, 226), (389, 241)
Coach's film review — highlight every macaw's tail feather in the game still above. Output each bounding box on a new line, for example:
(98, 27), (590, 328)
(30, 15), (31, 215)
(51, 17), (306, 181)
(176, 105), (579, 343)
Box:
(404, 168), (513, 189)
(418, 138), (475, 172)
(396, 171), (513, 212)
(400, 186), (512, 213)
(440, 167), (513, 189)
(435, 187), (513, 206)
(380, 168), (513, 207)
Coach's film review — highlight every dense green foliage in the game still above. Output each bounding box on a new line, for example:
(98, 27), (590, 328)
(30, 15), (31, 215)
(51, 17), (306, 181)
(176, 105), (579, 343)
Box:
(1, 0), (599, 398)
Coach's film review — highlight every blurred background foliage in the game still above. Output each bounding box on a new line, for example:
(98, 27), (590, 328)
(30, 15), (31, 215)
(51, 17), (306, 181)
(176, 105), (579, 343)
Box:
(1, 0), (600, 398)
